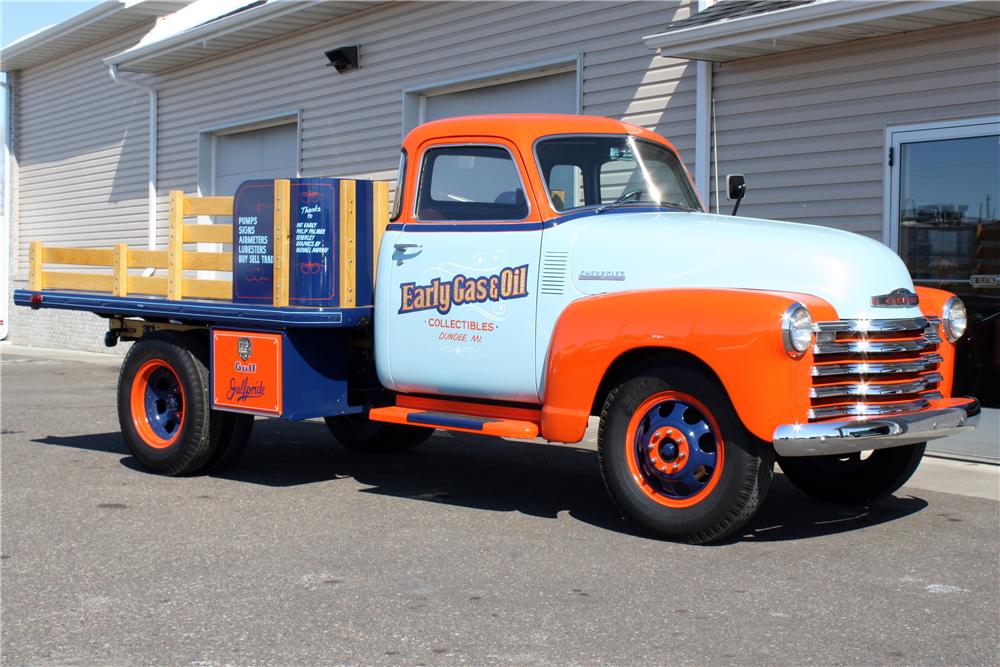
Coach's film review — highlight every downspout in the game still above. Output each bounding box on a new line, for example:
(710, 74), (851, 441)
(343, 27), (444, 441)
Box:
(694, 0), (714, 212)
(108, 63), (157, 250)
(1, 76), (12, 340)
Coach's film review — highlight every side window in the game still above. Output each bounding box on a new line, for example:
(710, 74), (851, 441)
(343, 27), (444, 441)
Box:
(390, 150), (406, 221)
(548, 164), (584, 211)
(416, 146), (529, 221)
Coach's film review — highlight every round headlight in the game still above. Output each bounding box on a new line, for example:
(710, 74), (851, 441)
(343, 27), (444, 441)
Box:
(942, 297), (967, 342)
(782, 304), (813, 358)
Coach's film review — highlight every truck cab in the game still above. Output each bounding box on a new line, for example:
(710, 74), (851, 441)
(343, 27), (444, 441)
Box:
(368, 114), (979, 541)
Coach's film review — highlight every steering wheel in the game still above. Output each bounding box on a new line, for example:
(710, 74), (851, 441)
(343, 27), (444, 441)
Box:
(614, 188), (647, 203)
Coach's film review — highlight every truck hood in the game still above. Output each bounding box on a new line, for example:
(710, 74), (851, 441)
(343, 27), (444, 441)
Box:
(565, 211), (923, 320)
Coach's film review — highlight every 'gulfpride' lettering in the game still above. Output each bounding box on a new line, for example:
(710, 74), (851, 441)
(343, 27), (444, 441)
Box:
(399, 265), (529, 315)
(227, 377), (266, 402)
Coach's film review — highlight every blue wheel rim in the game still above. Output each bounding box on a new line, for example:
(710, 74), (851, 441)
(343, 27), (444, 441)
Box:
(143, 366), (184, 441)
(630, 394), (721, 501)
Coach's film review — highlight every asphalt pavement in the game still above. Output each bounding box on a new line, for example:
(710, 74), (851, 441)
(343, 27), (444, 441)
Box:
(2, 345), (998, 666)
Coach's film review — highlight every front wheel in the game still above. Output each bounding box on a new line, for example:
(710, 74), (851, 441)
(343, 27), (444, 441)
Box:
(324, 412), (434, 452)
(598, 363), (773, 544)
(777, 444), (925, 505)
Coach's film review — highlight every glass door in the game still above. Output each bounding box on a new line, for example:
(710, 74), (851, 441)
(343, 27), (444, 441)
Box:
(887, 117), (999, 462)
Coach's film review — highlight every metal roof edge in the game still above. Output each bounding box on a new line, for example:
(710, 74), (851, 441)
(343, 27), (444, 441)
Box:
(104, 0), (322, 70)
(2, 1), (125, 65)
(642, 0), (983, 54)
(1, 1), (188, 72)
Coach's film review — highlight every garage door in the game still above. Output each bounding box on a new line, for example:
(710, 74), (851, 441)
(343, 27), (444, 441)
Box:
(423, 70), (577, 122)
(214, 122), (298, 196)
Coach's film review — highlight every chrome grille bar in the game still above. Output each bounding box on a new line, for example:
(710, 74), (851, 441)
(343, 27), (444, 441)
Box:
(813, 338), (935, 355)
(811, 354), (943, 377)
(809, 373), (943, 399)
(814, 317), (929, 333)
(809, 397), (931, 421)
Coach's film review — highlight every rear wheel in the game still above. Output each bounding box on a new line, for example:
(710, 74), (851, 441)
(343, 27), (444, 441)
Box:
(324, 412), (433, 452)
(599, 363), (773, 544)
(777, 444), (925, 505)
(117, 335), (218, 475)
(201, 412), (255, 472)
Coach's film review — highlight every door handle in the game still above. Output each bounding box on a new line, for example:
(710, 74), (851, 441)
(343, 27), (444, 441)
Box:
(394, 243), (423, 251)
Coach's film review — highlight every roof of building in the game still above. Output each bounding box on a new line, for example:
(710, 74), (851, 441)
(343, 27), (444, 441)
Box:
(107, 0), (383, 72)
(665, 0), (815, 31)
(644, 0), (1000, 62)
(0, 0), (189, 72)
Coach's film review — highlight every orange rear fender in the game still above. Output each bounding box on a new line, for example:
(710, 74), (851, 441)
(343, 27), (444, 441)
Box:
(540, 289), (838, 443)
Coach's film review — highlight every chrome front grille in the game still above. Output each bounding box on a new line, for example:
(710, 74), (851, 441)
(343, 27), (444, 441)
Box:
(808, 317), (943, 421)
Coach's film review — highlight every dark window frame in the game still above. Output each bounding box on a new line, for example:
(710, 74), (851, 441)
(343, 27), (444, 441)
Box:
(414, 143), (532, 223)
(390, 149), (407, 222)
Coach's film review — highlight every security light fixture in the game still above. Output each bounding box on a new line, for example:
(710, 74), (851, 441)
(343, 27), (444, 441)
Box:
(325, 45), (360, 73)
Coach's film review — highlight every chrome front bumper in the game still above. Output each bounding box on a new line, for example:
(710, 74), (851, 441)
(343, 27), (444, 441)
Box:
(773, 398), (980, 457)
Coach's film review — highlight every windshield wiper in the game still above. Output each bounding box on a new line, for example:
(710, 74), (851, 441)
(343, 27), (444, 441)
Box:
(594, 200), (699, 214)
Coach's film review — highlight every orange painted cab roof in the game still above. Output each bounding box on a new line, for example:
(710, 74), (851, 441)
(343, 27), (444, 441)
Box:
(402, 114), (678, 154)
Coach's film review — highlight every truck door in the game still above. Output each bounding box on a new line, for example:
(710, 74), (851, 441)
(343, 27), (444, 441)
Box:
(382, 142), (543, 403)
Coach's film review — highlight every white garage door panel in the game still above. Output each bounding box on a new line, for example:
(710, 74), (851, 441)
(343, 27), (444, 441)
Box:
(425, 71), (577, 122)
(215, 123), (298, 196)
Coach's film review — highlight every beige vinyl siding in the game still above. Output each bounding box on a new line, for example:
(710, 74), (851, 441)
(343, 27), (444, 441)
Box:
(153, 0), (697, 243)
(14, 24), (153, 273)
(710, 18), (1000, 239)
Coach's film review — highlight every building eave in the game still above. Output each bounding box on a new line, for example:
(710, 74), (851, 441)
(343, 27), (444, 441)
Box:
(643, 0), (1000, 62)
(105, 0), (383, 73)
(1, 1), (187, 72)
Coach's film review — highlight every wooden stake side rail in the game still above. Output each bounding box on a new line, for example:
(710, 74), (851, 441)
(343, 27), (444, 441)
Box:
(27, 179), (390, 307)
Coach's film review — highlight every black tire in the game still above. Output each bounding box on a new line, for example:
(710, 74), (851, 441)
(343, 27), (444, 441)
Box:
(324, 412), (434, 452)
(201, 412), (255, 473)
(598, 363), (774, 544)
(175, 333), (254, 473)
(777, 443), (925, 505)
(117, 333), (219, 475)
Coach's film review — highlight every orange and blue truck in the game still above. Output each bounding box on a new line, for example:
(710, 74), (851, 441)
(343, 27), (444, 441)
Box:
(15, 114), (980, 543)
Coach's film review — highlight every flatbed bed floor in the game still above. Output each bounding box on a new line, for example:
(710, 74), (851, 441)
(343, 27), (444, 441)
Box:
(13, 290), (372, 329)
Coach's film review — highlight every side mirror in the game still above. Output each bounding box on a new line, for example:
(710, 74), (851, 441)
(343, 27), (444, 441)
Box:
(727, 174), (746, 216)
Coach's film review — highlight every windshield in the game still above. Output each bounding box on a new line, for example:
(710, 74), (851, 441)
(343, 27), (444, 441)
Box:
(535, 135), (702, 213)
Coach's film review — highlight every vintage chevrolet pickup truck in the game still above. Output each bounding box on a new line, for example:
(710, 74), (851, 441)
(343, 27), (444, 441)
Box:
(15, 114), (980, 543)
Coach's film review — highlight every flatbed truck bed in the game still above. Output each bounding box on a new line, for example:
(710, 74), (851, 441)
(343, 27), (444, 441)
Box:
(13, 290), (372, 329)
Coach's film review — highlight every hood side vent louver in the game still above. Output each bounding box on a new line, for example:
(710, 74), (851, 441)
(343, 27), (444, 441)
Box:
(540, 250), (569, 295)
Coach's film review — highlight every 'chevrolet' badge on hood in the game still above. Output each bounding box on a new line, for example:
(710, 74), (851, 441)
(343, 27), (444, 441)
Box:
(871, 288), (919, 308)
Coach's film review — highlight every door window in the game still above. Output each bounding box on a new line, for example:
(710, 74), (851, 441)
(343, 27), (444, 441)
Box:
(898, 135), (999, 292)
(416, 145), (528, 221)
(888, 118), (1000, 428)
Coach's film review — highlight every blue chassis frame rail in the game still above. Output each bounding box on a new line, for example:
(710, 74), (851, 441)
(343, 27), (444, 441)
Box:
(13, 290), (372, 329)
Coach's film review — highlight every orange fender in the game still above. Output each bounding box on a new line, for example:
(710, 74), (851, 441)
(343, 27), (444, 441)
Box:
(915, 286), (958, 398)
(540, 289), (838, 443)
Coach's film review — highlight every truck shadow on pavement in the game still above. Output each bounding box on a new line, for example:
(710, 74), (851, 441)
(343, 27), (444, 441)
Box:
(34, 419), (928, 544)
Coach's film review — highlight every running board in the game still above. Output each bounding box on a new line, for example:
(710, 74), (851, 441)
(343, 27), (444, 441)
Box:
(368, 406), (540, 439)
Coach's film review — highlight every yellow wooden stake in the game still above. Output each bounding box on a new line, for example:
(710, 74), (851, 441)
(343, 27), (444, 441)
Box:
(272, 179), (291, 307)
(29, 241), (44, 291)
(339, 180), (357, 308)
(113, 243), (128, 297)
(167, 190), (185, 300)
(372, 181), (389, 286)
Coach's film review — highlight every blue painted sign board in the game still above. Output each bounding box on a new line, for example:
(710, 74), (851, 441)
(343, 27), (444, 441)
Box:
(233, 180), (276, 303)
(289, 179), (339, 307)
(232, 177), (374, 307)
